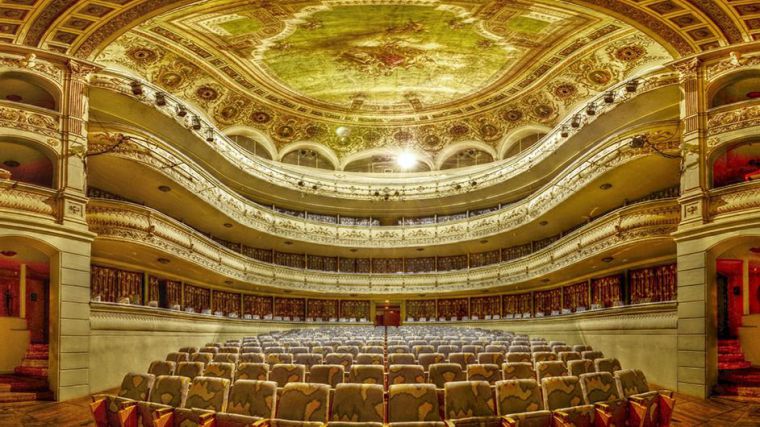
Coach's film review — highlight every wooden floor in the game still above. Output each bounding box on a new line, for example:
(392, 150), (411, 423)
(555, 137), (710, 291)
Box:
(0, 393), (758, 426)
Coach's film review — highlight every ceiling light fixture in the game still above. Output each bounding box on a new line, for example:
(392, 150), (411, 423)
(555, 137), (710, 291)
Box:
(0, 250), (17, 257)
(158, 185), (171, 192)
(335, 126), (351, 138)
(191, 115), (202, 131)
(626, 79), (639, 93)
(3, 160), (19, 168)
(599, 183), (613, 190)
(603, 91), (615, 103)
(155, 92), (166, 106)
(130, 81), (143, 96)
(396, 151), (417, 170)
(157, 258), (170, 264)
(176, 105), (187, 117)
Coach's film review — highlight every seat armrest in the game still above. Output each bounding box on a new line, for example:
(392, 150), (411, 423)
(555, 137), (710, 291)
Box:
(89, 398), (107, 427)
(154, 411), (174, 427)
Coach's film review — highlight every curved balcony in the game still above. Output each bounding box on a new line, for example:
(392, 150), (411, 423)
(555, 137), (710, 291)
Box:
(87, 198), (679, 295)
(0, 100), (61, 148)
(87, 120), (680, 249)
(0, 180), (57, 219)
(89, 69), (680, 205)
(709, 181), (760, 219)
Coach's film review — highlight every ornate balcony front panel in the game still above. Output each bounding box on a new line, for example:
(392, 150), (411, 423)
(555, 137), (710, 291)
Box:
(0, 181), (57, 219)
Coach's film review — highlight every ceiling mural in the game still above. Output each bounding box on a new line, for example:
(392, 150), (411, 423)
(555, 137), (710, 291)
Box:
(94, 0), (674, 162)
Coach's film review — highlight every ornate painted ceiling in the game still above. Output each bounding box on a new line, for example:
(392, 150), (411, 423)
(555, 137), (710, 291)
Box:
(3, 0), (757, 163)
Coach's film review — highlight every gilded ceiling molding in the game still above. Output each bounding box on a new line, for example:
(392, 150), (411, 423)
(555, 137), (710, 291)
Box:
(688, 0), (745, 44)
(89, 70), (680, 200)
(21, 0), (79, 47)
(87, 198), (679, 294)
(88, 120), (680, 248)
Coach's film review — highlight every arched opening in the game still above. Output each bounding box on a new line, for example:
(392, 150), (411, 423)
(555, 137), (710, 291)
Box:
(712, 238), (760, 397)
(0, 72), (58, 111)
(710, 70), (760, 109)
(711, 140), (760, 188)
(439, 148), (494, 170)
(228, 134), (273, 160)
(503, 132), (547, 159)
(281, 148), (336, 170)
(343, 154), (432, 173)
(0, 237), (52, 399)
(0, 139), (55, 188)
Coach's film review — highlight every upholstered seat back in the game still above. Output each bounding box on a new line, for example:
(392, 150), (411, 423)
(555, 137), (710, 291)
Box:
(388, 383), (442, 423)
(428, 363), (465, 388)
(388, 364), (426, 385)
(502, 362), (535, 380)
(331, 383), (385, 423)
(276, 383), (331, 423)
(495, 379), (543, 415)
(236, 363), (269, 381)
(184, 376), (230, 412)
(270, 364), (306, 387)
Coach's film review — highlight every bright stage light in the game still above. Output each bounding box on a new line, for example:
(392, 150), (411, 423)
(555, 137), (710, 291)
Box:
(396, 151), (417, 169)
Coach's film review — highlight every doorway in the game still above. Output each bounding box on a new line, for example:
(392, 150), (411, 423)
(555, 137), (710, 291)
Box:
(375, 303), (401, 327)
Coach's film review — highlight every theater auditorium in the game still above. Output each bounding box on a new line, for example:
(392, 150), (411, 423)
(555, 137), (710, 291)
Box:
(0, 0), (759, 425)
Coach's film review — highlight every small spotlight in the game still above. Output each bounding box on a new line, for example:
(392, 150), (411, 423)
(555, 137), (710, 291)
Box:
(335, 126), (351, 138)
(206, 128), (215, 142)
(176, 105), (187, 117)
(570, 115), (581, 128)
(155, 92), (166, 106)
(626, 79), (639, 93)
(157, 258), (170, 264)
(130, 81), (143, 96)
(601, 256), (614, 263)
(630, 135), (647, 148)
(603, 91), (615, 103)
(191, 115), (202, 130)
(396, 151), (417, 169)
(586, 102), (597, 116)
(560, 126), (569, 138)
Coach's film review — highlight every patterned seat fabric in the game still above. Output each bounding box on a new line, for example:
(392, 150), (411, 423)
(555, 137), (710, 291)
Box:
(506, 352), (531, 363)
(216, 380), (277, 427)
(267, 353), (294, 366)
(311, 346), (334, 356)
(309, 365), (345, 388)
(388, 353), (416, 365)
(568, 359), (595, 377)
(240, 353), (265, 364)
(336, 346), (360, 357)
(508, 346), (530, 353)
(594, 358), (622, 374)
(462, 345), (484, 355)
(466, 364), (501, 385)
(388, 383), (444, 425)
(419, 353), (446, 372)
(573, 345), (592, 353)
(295, 353), (324, 371)
(551, 345), (572, 354)
(325, 353), (354, 370)
(388, 345), (410, 354)
(502, 362), (535, 380)
(270, 364), (307, 388)
(191, 352), (213, 366)
(356, 353), (384, 365)
(536, 361), (569, 381)
(579, 372), (626, 427)
(199, 346), (219, 355)
(449, 353), (476, 369)
(214, 353), (240, 364)
(437, 345), (460, 358)
(558, 351), (581, 364)
(413, 345), (436, 357)
(93, 372), (155, 427)
(241, 346), (262, 354)
(531, 346), (552, 353)
(148, 360), (175, 377)
(348, 364), (384, 385)
(388, 364), (426, 385)
(477, 352), (505, 366)
(274, 382), (331, 425)
(581, 351), (604, 361)
(495, 379), (551, 427)
(329, 383), (384, 426)
(265, 347), (286, 354)
(290, 347), (309, 355)
(484, 345), (507, 354)
(219, 346), (240, 354)
(428, 363), (465, 388)
(179, 347), (198, 355)
(204, 362), (236, 381)
(531, 352), (557, 363)
(177, 362), (205, 380)
(166, 352), (189, 364)
(362, 346), (384, 355)
(444, 380), (502, 427)
(541, 376), (595, 427)
(236, 363), (269, 381)
(137, 375), (190, 427)
(173, 376), (230, 427)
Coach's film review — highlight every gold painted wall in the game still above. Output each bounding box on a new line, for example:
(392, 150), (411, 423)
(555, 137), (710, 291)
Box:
(0, 317), (30, 373)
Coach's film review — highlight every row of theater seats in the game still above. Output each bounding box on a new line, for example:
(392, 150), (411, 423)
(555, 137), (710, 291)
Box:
(91, 326), (674, 426)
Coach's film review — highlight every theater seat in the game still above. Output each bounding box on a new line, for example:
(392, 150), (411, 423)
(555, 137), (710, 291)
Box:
(615, 369), (675, 427)
(506, 352), (531, 363)
(240, 353), (265, 364)
(191, 353), (213, 366)
(329, 383), (384, 427)
(541, 376), (595, 427)
(166, 352), (189, 364)
(325, 353), (353, 370)
(535, 361), (568, 381)
(295, 353), (324, 371)
(568, 360), (595, 377)
(348, 364), (384, 385)
(215, 380), (277, 427)
(419, 353), (446, 372)
(309, 365), (345, 388)
(236, 363), (269, 381)
(428, 363), (465, 389)
(267, 353), (294, 366)
(149, 361), (175, 377)
(356, 353), (384, 365)
(449, 353), (476, 369)
(177, 362), (205, 380)
(214, 353), (240, 364)
(135, 376), (190, 427)
(579, 372), (626, 427)
(388, 383), (445, 426)
(594, 358), (622, 374)
(502, 362), (535, 380)
(262, 382), (331, 427)
(388, 364), (426, 385)
(90, 372), (155, 427)
(388, 353), (416, 365)
(444, 381), (502, 427)
(467, 364), (501, 385)
(496, 379), (551, 427)
(270, 364), (306, 388)
(205, 362), (236, 381)
(478, 352), (505, 365)
(154, 376), (230, 427)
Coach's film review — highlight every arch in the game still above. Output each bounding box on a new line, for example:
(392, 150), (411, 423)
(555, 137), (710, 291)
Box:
(707, 68), (760, 109)
(279, 141), (339, 170)
(0, 137), (57, 188)
(497, 125), (552, 160)
(710, 138), (760, 188)
(223, 126), (278, 160)
(340, 147), (434, 173)
(0, 70), (60, 111)
(435, 141), (497, 170)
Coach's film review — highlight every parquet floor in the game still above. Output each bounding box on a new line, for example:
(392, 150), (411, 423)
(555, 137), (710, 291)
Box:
(0, 392), (758, 426)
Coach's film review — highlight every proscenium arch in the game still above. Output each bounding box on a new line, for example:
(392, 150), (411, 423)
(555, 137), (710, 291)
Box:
(278, 141), (340, 170)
